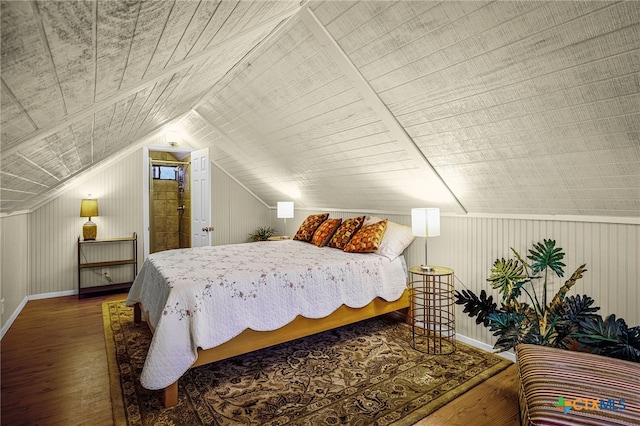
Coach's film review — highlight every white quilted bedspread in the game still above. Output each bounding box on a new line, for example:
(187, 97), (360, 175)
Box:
(126, 240), (408, 390)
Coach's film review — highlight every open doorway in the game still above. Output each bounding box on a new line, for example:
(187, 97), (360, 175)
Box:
(148, 151), (191, 254)
(142, 145), (212, 259)
(142, 146), (191, 259)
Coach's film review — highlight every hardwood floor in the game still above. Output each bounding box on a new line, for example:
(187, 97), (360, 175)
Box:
(1, 295), (521, 425)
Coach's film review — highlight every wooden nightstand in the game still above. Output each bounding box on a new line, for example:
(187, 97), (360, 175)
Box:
(408, 265), (455, 354)
(77, 232), (137, 298)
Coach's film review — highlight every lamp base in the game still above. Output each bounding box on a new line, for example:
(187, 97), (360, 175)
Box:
(419, 265), (433, 272)
(83, 220), (97, 240)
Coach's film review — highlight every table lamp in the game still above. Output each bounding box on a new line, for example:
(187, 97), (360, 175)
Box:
(277, 201), (294, 236)
(80, 198), (99, 240)
(411, 207), (440, 272)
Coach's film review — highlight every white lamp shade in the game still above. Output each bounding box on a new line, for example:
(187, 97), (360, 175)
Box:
(411, 208), (440, 237)
(277, 201), (294, 219)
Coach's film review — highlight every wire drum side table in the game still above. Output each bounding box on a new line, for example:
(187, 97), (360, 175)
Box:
(409, 266), (455, 354)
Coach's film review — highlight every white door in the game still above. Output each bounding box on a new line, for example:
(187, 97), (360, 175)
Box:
(191, 148), (212, 247)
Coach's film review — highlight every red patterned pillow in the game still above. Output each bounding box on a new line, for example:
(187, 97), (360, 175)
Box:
(310, 218), (342, 247)
(293, 213), (329, 242)
(327, 216), (365, 249)
(344, 219), (388, 253)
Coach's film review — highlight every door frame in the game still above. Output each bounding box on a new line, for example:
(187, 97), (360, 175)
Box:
(142, 145), (199, 260)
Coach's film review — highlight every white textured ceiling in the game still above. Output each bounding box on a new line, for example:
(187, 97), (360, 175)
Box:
(1, 1), (639, 217)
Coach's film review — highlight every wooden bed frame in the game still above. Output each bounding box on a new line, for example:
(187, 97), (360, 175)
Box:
(134, 289), (411, 407)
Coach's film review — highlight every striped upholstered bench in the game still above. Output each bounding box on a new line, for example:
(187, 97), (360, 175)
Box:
(516, 344), (640, 425)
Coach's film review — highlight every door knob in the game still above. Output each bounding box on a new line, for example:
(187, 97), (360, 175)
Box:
(202, 226), (215, 232)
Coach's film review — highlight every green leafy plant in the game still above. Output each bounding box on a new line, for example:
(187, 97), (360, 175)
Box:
(455, 239), (640, 362)
(248, 226), (278, 242)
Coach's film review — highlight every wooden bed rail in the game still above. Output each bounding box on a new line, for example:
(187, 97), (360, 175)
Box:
(134, 290), (411, 407)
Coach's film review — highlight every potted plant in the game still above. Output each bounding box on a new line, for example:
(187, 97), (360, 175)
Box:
(455, 239), (639, 362)
(248, 226), (278, 242)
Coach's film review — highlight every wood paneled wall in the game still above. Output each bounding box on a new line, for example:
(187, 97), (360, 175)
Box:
(211, 164), (271, 245)
(284, 208), (639, 349)
(28, 150), (144, 296)
(4, 145), (637, 351)
(1, 213), (29, 334)
(20, 147), (270, 299)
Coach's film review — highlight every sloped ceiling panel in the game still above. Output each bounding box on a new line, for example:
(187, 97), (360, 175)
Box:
(311, 0), (640, 217)
(0, 0), (301, 214)
(195, 14), (463, 213)
(1, 0), (639, 218)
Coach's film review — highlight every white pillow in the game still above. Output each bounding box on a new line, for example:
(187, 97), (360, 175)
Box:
(364, 216), (415, 261)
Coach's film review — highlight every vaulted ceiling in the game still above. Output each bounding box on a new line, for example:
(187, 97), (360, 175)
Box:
(2, 1), (639, 217)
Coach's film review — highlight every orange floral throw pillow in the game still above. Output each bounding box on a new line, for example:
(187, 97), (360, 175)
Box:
(310, 218), (342, 247)
(327, 216), (365, 250)
(344, 219), (388, 253)
(293, 213), (329, 242)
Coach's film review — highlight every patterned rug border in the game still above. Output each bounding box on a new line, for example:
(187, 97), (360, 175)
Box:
(103, 297), (128, 426)
(103, 298), (512, 425)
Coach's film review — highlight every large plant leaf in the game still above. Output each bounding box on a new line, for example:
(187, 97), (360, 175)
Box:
(575, 315), (640, 362)
(549, 264), (588, 311)
(487, 258), (528, 302)
(488, 311), (527, 351)
(527, 239), (566, 277)
(549, 294), (600, 348)
(551, 294), (600, 321)
(454, 289), (497, 326)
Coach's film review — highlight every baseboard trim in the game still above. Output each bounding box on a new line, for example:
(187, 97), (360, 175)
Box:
(1, 296), (28, 339)
(456, 334), (516, 363)
(2, 290), (78, 339)
(28, 289), (77, 301)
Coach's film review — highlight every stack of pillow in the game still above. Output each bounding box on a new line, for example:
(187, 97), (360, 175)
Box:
(291, 213), (415, 261)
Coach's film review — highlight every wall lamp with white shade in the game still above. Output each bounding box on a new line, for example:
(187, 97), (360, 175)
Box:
(411, 208), (440, 272)
(277, 201), (294, 236)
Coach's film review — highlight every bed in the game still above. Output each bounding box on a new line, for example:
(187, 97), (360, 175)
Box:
(126, 238), (411, 407)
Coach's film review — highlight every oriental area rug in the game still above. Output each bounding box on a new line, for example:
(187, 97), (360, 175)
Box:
(103, 299), (511, 425)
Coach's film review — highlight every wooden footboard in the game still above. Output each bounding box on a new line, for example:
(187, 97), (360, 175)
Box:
(134, 289), (411, 407)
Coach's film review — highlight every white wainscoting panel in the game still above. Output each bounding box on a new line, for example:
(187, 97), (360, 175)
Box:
(284, 209), (639, 349)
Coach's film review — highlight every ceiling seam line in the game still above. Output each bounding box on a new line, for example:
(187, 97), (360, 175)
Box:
(191, 108), (309, 208)
(121, 82), (158, 144)
(0, 170), (49, 188)
(1, 78), (38, 133)
(16, 152), (61, 182)
(357, 2), (545, 73)
(31, 1), (68, 116)
(192, 16), (301, 110)
(140, 0), (176, 80)
(373, 2), (618, 93)
(182, 0), (224, 60)
(131, 66), (193, 142)
(161, 0), (202, 69)
(395, 69), (640, 123)
(92, 0), (98, 104)
(5, 6), (300, 159)
(117, 0), (144, 91)
(301, 6), (467, 215)
(190, 109), (272, 210)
